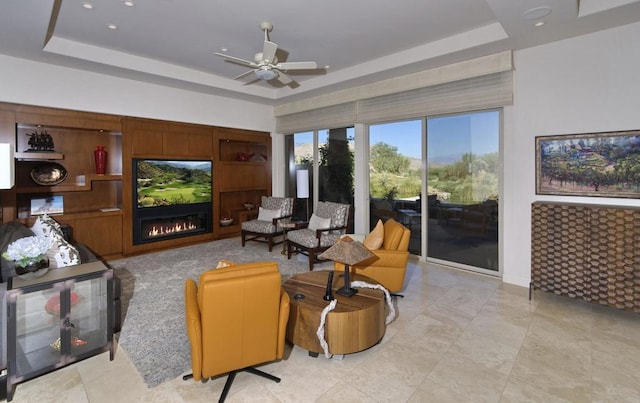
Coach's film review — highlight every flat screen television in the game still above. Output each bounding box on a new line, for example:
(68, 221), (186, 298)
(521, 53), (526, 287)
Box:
(134, 159), (212, 208)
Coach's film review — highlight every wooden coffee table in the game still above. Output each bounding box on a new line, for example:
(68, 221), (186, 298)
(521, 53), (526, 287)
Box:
(283, 270), (387, 356)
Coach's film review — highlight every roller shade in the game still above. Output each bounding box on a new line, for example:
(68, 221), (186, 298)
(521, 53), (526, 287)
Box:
(275, 51), (513, 133)
(276, 102), (356, 134)
(357, 71), (512, 124)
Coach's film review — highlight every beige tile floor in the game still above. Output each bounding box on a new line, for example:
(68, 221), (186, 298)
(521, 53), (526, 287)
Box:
(8, 259), (640, 402)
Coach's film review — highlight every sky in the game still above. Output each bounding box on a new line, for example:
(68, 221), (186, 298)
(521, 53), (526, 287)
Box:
(295, 110), (499, 161)
(370, 111), (500, 160)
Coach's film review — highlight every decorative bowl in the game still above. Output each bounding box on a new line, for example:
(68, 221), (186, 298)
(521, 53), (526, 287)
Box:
(15, 258), (50, 280)
(220, 218), (233, 226)
(243, 203), (255, 210)
(30, 162), (68, 186)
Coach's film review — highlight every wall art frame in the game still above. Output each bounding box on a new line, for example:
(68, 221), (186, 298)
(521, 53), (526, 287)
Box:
(536, 130), (640, 198)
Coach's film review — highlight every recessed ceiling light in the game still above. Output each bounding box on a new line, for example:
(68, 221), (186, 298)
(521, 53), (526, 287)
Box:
(221, 48), (228, 52)
(522, 6), (552, 21)
(107, 24), (118, 30)
(81, 2), (94, 9)
(534, 21), (546, 27)
(123, 1), (135, 6)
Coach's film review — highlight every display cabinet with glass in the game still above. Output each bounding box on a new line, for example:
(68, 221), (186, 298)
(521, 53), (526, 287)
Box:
(4, 261), (114, 401)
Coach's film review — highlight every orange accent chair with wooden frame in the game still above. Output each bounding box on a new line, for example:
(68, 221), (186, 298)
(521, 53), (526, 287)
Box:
(184, 261), (290, 402)
(334, 218), (410, 294)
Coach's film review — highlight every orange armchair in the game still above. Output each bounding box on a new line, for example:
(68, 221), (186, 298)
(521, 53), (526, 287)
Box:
(184, 261), (290, 402)
(335, 219), (410, 293)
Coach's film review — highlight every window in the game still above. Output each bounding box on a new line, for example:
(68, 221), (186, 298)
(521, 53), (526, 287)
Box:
(285, 127), (354, 221)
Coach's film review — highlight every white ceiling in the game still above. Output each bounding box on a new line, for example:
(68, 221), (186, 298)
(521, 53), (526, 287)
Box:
(2, 0), (640, 105)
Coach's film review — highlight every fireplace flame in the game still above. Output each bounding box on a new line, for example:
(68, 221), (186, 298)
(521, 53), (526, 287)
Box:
(148, 221), (199, 238)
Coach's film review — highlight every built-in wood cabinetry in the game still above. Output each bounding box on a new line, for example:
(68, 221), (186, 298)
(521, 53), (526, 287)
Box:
(121, 117), (271, 254)
(214, 127), (272, 238)
(1, 104), (272, 258)
(127, 117), (213, 158)
(531, 201), (640, 313)
(0, 103), (123, 259)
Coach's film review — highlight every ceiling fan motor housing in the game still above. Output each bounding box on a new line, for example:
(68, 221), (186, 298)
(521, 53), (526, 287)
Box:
(254, 68), (278, 80)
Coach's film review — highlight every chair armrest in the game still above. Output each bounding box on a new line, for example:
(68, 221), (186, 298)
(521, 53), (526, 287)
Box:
(314, 224), (348, 240)
(276, 289), (290, 359)
(358, 249), (409, 268)
(272, 214), (294, 225)
(184, 279), (203, 381)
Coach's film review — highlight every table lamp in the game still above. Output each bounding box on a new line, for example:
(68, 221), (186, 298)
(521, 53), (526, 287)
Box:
(320, 236), (374, 297)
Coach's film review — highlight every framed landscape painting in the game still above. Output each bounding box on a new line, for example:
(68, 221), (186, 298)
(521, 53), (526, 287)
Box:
(536, 130), (640, 198)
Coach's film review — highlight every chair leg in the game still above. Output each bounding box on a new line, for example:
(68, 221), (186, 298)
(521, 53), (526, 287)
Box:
(217, 367), (280, 403)
(308, 251), (315, 271)
(244, 367), (281, 383)
(241, 231), (246, 247)
(219, 371), (237, 403)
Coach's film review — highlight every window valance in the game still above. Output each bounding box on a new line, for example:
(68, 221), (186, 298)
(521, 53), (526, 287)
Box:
(275, 51), (513, 133)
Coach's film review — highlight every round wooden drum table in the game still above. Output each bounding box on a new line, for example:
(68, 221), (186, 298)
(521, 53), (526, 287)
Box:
(283, 270), (388, 356)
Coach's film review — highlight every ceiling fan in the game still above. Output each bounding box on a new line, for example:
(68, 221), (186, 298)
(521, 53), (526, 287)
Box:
(215, 22), (318, 85)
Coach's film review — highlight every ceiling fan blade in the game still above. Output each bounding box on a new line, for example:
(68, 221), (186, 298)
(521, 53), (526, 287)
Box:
(214, 52), (256, 68)
(276, 61), (318, 70)
(233, 69), (257, 80)
(262, 40), (278, 64)
(243, 76), (262, 86)
(276, 70), (293, 85)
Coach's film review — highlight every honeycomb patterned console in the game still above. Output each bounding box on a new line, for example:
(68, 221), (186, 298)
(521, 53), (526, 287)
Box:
(531, 201), (640, 313)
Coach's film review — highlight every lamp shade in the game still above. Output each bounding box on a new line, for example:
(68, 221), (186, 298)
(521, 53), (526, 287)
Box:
(296, 169), (309, 198)
(0, 143), (14, 189)
(319, 236), (374, 266)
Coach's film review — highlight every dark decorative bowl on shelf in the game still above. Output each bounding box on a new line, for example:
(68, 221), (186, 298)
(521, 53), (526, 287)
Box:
(243, 202), (255, 210)
(15, 258), (50, 280)
(30, 162), (68, 186)
(220, 217), (233, 226)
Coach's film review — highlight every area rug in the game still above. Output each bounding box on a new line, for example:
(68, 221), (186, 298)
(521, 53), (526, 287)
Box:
(108, 237), (318, 388)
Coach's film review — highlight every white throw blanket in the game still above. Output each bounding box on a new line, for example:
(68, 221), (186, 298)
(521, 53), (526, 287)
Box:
(316, 281), (396, 358)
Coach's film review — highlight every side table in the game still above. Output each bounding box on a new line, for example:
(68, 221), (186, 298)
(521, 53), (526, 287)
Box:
(283, 270), (387, 356)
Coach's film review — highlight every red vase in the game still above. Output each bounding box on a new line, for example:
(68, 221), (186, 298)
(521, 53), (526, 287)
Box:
(94, 145), (107, 175)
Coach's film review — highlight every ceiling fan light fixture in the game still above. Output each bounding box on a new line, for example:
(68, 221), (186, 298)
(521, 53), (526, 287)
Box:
(254, 68), (278, 80)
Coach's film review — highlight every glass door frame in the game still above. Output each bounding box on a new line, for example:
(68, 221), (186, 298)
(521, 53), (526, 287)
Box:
(425, 109), (502, 277)
(359, 109), (502, 277)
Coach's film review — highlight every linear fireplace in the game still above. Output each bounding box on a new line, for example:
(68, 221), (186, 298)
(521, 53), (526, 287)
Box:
(139, 213), (208, 243)
(132, 159), (213, 245)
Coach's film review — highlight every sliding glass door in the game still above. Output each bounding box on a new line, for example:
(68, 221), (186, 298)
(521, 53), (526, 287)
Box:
(426, 110), (499, 272)
(369, 120), (423, 255)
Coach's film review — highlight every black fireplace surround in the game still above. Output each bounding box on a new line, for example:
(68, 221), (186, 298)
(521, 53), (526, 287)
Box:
(133, 204), (212, 245)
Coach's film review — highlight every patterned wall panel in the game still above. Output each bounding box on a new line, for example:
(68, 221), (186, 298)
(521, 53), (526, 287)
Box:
(531, 202), (640, 313)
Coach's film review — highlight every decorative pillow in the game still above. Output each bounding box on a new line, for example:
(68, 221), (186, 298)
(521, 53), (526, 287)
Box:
(261, 196), (294, 216)
(308, 214), (331, 231)
(315, 201), (349, 235)
(364, 219), (384, 250)
(257, 207), (281, 221)
(30, 214), (80, 269)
